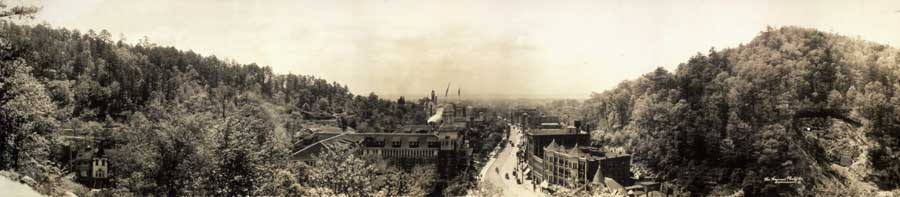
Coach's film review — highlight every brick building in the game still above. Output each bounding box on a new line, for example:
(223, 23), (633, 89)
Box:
(520, 116), (635, 192)
(525, 126), (590, 161)
(524, 124), (591, 188)
(542, 143), (633, 191)
(292, 104), (474, 180)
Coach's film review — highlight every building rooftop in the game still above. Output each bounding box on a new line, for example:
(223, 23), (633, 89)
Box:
(544, 141), (632, 161)
(539, 122), (562, 129)
(539, 116), (560, 123)
(625, 185), (645, 190)
(545, 142), (592, 158)
(526, 128), (586, 136)
(292, 131), (459, 161)
(293, 133), (354, 161)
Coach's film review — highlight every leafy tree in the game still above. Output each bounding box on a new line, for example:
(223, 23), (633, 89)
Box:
(300, 147), (379, 196)
(581, 26), (900, 194)
(208, 92), (287, 196)
(0, 8), (436, 196)
(300, 147), (438, 196)
(0, 60), (57, 170)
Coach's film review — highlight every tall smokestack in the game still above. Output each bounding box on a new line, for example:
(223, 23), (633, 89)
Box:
(431, 90), (436, 103)
(444, 82), (451, 97)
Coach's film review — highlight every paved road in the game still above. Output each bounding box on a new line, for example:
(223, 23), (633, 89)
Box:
(481, 125), (545, 197)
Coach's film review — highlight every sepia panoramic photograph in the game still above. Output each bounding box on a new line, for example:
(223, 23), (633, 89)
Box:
(2, 0), (900, 196)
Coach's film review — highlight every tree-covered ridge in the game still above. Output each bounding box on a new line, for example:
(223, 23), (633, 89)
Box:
(582, 26), (900, 195)
(1, 19), (432, 195)
(1, 21), (428, 129)
(2, 22), (355, 120)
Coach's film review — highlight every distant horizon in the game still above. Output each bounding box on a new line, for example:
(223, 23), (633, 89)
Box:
(24, 0), (900, 97)
(377, 92), (590, 101)
(4, 1), (900, 196)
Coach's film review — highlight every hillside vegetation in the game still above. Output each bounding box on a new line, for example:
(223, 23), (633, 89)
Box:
(1, 17), (430, 196)
(582, 27), (900, 195)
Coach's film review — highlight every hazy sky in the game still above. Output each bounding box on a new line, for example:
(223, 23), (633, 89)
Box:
(26, 0), (900, 98)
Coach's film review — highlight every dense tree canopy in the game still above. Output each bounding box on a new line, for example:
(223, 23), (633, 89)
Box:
(582, 27), (900, 195)
(299, 147), (437, 197)
(0, 18), (435, 195)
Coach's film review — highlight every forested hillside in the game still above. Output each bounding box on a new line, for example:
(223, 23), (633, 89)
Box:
(1, 22), (425, 129)
(582, 27), (900, 195)
(1, 10), (430, 196)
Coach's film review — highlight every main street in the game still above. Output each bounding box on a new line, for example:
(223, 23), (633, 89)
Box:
(481, 124), (545, 196)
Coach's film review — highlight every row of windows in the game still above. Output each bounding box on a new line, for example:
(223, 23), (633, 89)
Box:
(94, 170), (107, 178)
(362, 149), (439, 158)
(92, 159), (107, 166)
(364, 141), (447, 148)
(545, 154), (592, 188)
(546, 155), (584, 169)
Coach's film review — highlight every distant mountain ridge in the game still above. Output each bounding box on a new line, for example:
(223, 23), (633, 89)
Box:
(381, 93), (589, 101)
